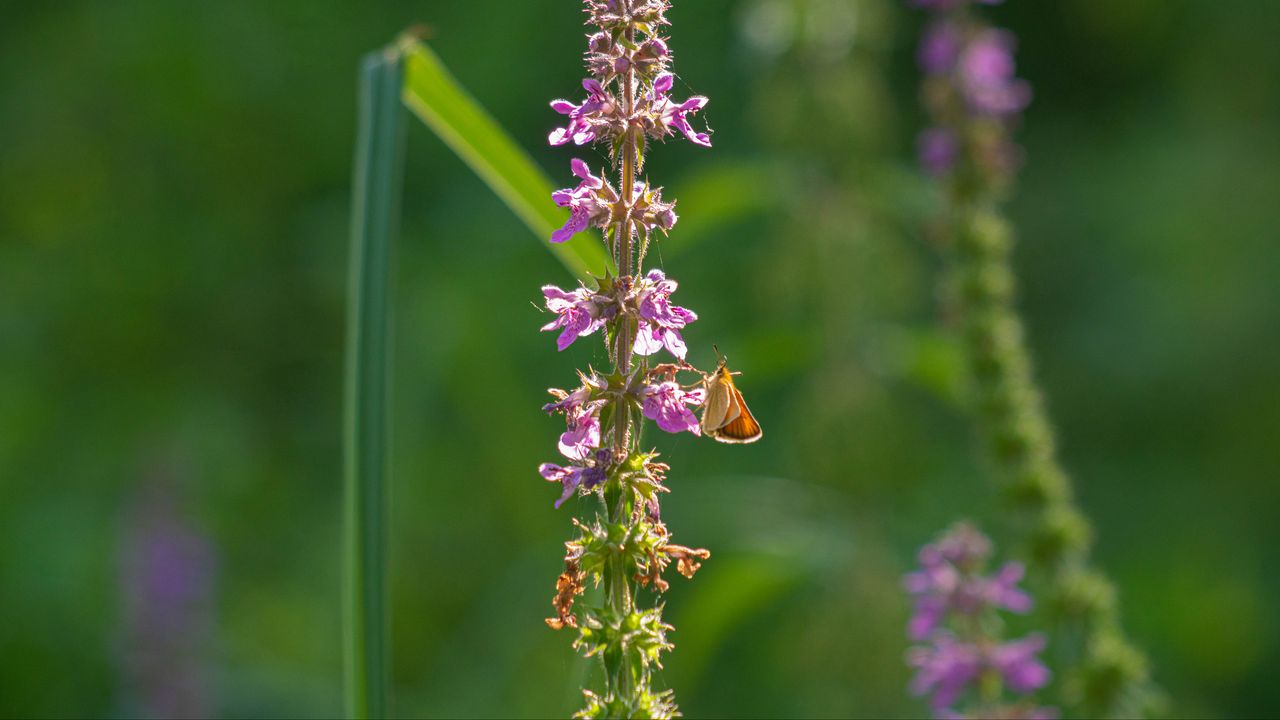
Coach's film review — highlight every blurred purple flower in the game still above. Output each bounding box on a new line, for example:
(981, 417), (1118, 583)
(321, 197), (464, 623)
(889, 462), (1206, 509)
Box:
(642, 381), (706, 435)
(905, 524), (1054, 717)
(919, 21), (961, 75)
(983, 561), (1033, 613)
(908, 633), (983, 710)
(932, 521), (991, 566)
(959, 30), (1032, 116)
(120, 480), (215, 719)
(908, 632), (1052, 712)
(918, 128), (959, 177)
(992, 634), (1051, 693)
(905, 524), (1032, 640)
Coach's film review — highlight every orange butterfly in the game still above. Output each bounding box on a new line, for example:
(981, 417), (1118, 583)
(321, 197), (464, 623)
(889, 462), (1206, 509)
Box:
(700, 357), (763, 444)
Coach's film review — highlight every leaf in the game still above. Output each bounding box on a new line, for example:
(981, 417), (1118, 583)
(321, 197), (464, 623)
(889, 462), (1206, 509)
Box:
(398, 38), (613, 281)
(344, 45), (400, 720)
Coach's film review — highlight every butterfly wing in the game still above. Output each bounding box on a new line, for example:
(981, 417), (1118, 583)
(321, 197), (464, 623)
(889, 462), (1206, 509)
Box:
(713, 382), (762, 443)
(700, 366), (738, 436)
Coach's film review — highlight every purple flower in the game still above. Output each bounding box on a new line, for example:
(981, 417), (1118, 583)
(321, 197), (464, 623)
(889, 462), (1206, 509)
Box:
(544, 385), (591, 415)
(918, 127), (958, 177)
(905, 524), (1055, 717)
(551, 159), (613, 243)
(549, 78), (615, 146)
(982, 561), (1033, 613)
(919, 21), (961, 75)
(908, 634), (983, 710)
(541, 284), (605, 351)
(559, 404), (603, 460)
(540, 463), (586, 508)
(908, 633), (1051, 712)
(544, 372), (607, 415)
(648, 73), (711, 147)
(959, 30), (1031, 116)
(539, 449), (611, 508)
(992, 634), (1051, 693)
(632, 269), (698, 360)
(630, 182), (679, 237)
(932, 522), (992, 566)
(120, 481), (215, 718)
(904, 525), (1032, 640)
(642, 381), (706, 435)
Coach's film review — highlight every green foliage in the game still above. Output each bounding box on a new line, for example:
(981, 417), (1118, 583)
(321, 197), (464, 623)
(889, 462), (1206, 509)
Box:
(343, 45), (403, 720)
(398, 39), (612, 282)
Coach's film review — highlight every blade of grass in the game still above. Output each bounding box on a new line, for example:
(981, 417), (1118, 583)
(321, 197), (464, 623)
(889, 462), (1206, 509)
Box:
(343, 46), (404, 720)
(397, 38), (613, 282)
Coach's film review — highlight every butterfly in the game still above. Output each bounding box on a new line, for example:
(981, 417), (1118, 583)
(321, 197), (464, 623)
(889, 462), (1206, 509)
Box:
(700, 357), (763, 444)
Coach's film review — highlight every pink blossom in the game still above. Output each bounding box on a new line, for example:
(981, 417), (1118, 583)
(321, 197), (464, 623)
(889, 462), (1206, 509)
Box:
(632, 269), (698, 360)
(551, 159), (612, 243)
(558, 404), (602, 461)
(648, 73), (711, 147)
(541, 284), (604, 351)
(959, 30), (1032, 117)
(539, 448), (611, 509)
(539, 463), (586, 509)
(549, 78), (614, 146)
(908, 634), (983, 710)
(642, 382), (706, 435)
(991, 634), (1051, 694)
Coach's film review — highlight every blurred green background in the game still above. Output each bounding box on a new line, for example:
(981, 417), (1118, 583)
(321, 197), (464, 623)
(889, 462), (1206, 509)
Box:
(2, 0), (1278, 717)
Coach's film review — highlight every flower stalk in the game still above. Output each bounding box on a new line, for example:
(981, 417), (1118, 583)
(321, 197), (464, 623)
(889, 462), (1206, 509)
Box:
(538, 2), (727, 717)
(908, 1), (1157, 716)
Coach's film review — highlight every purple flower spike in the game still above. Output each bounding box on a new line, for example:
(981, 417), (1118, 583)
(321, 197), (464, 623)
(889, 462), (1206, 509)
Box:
(541, 285), (604, 351)
(642, 381), (706, 435)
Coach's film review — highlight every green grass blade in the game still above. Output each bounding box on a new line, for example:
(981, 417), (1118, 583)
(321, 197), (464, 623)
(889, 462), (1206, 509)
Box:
(398, 39), (613, 281)
(344, 46), (403, 720)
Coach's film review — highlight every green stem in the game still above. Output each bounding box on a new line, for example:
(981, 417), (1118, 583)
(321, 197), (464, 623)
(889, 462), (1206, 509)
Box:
(343, 46), (404, 720)
(600, 17), (640, 711)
